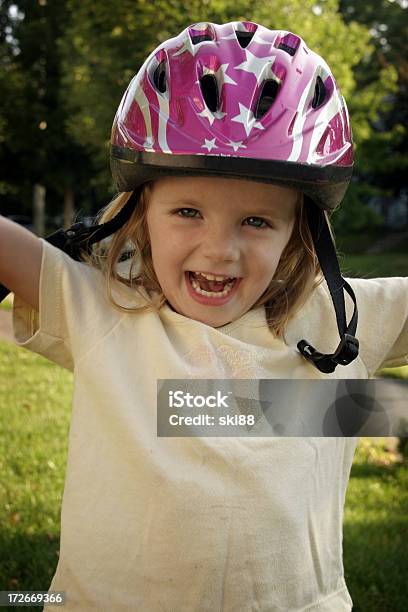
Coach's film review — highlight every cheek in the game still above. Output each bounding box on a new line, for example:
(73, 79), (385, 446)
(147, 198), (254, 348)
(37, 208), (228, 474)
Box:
(269, 229), (293, 259)
(255, 240), (286, 270)
(150, 222), (185, 253)
(151, 241), (182, 278)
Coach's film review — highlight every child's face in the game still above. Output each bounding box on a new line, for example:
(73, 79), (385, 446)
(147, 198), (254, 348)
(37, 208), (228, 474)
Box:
(146, 176), (298, 327)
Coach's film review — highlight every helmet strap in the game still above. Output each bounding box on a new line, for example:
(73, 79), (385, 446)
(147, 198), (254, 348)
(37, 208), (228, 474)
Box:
(297, 197), (359, 373)
(36, 189), (141, 262)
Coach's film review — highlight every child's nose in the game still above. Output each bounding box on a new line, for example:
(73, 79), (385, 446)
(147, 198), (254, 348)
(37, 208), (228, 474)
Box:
(201, 225), (240, 264)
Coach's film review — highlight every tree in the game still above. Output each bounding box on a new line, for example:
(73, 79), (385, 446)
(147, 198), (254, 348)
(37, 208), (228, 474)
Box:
(339, 0), (408, 190)
(337, 0), (408, 230)
(0, 0), (94, 227)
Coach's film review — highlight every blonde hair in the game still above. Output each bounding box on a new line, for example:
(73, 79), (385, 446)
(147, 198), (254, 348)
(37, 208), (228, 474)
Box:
(81, 182), (331, 338)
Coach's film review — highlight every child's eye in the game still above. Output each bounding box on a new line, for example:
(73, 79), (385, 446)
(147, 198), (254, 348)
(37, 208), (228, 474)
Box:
(174, 209), (271, 228)
(244, 217), (271, 229)
(176, 208), (200, 218)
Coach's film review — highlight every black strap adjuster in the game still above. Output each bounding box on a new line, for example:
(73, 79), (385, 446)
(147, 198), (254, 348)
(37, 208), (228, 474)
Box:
(332, 333), (360, 365)
(297, 333), (359, 374)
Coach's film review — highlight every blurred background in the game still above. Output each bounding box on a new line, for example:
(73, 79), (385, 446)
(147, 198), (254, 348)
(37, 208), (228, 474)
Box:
(0, 1), (407, 611)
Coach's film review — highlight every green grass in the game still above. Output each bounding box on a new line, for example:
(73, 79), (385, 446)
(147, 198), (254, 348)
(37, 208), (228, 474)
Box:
(0, 340), (407, 610)
(339, 253), (408, 278)
(336, 230), (408, 278)
(379, 365), (408, 379)
(344, 440), (408, 611)
(0, 341), (72, 603)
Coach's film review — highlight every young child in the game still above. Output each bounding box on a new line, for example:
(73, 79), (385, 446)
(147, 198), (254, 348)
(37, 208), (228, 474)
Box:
(1, 20), (407, 612)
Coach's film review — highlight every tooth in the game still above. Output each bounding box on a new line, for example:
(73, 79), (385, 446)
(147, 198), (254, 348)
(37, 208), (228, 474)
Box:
(196, 272), (230, 282)
(190, 276), (235, 297)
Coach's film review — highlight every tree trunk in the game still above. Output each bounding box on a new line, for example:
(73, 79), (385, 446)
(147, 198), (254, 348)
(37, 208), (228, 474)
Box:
(33, 183), (46, 237)
(64, 186), (75, 229)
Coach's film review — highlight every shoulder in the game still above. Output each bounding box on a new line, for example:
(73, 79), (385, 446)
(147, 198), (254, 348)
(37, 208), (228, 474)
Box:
(42, 238), (150, 309)
(283, 276), (408, 376)
(312, 276), (408, 319)
(344, 276), (408, 304)
(317, 275), (408, 350)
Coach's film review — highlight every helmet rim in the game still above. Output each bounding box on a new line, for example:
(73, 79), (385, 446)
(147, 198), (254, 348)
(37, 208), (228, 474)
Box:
(110, 148), (353, 211)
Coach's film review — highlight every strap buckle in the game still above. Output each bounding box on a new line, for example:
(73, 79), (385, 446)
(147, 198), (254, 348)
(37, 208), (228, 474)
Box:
(45, 222), (96, 261)
(332, 333), (359, 366)
(298, 333), (359, 374)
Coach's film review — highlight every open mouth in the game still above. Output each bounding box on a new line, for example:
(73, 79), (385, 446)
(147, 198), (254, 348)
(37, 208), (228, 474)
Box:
(188, 271), (237, 297)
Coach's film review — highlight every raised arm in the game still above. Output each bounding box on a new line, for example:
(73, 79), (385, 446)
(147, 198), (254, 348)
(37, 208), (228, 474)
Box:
(0, 215), (42, 311)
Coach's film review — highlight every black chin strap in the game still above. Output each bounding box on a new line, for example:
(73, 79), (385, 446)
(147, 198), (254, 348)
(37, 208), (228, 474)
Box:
(297, 197), (359, 373)
(41, 189), (141, 261)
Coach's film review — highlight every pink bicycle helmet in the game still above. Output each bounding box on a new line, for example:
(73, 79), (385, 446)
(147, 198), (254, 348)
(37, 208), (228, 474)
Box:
(110, 20), (353, 211)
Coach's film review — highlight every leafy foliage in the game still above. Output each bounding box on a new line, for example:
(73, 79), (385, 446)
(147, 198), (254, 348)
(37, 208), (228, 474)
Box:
(0, 0), (95, 216)
(339, 0), (408, 192)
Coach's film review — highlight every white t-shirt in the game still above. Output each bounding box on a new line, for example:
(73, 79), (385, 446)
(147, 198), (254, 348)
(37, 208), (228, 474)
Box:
(12, 239), (408, 611)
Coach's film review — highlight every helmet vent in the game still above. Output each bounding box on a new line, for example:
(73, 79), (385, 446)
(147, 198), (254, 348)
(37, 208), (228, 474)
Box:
(254, 79), (280, 119)
(153, 60), (167, 93)
(235, 30), (255, 48)
(189, 23), (216, 45)
(277, 42), (296, 56)
(276, 33), (301, 56)
(191, 33), (214, 44)
(312, 76), (326, 109)
(200, 74), (219, 112)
